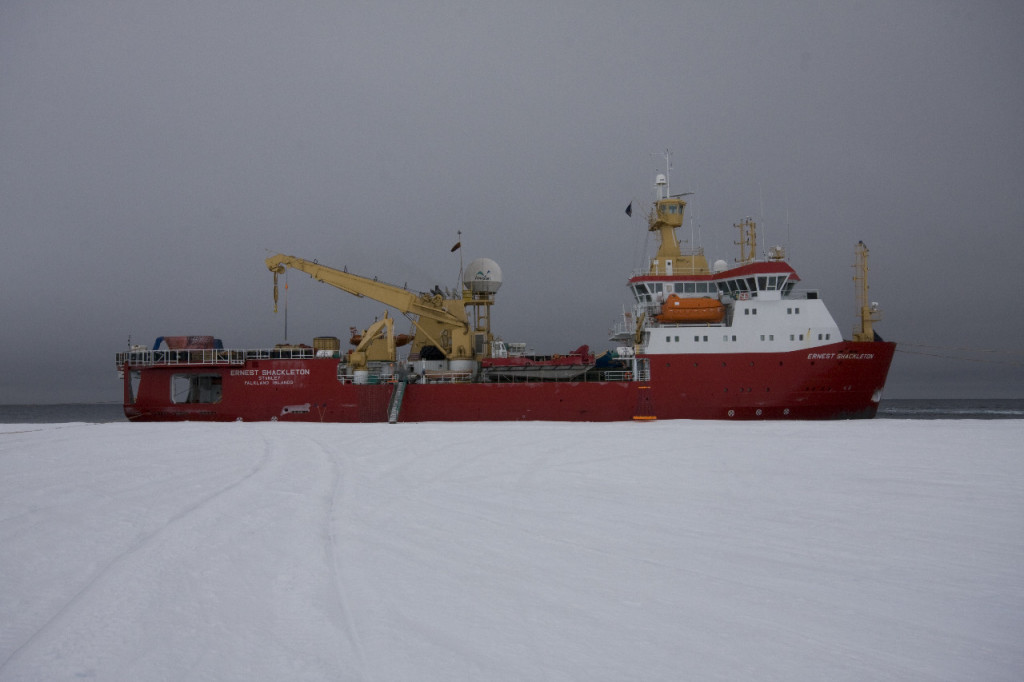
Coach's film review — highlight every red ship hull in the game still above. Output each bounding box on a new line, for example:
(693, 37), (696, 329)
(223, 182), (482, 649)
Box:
(122, 341), (895, 422)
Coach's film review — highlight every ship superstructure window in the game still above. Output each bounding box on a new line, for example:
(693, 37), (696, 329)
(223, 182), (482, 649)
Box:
(171, 373), (222, 404)
(632, 284), (653, 302)
(714, 274), (790, 292)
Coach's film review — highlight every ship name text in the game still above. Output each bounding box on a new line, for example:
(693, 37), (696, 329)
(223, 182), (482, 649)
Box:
(230, 367), (311, 387)
(229, 368), (312, 377)
(807, 352), (875, 360)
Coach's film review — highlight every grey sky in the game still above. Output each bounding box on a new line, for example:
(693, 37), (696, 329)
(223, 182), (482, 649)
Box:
(2, 1), (1022, 403)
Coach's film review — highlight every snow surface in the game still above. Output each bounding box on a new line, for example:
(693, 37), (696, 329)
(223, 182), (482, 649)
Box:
(1, 420), (1022, 681)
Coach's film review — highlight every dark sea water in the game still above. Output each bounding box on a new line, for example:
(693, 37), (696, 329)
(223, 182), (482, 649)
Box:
(1, 400), (1023, 423)
(0, 403), (127, 424)
(876, 398), (1024, 420)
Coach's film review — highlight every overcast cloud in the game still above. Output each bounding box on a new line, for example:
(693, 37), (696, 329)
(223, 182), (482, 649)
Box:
(2, 1), (1022, 403)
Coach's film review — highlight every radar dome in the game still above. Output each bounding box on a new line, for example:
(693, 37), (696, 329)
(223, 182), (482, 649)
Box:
(464, 258), (502, 294)
(713, 259), (728, 273)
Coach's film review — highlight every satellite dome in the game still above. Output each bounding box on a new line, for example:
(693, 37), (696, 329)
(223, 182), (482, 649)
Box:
(464, 258), (502, 294)
(713, 259), (728, 273)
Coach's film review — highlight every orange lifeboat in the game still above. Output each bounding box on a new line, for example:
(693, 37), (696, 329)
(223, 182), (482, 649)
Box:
(656, 295), (725, 323)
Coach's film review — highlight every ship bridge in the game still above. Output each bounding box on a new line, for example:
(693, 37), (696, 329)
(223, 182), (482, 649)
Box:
(628, 260), (800, 305)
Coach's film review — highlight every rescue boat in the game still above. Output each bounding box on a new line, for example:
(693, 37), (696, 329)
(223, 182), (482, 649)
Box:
(656, 295), (725, 323)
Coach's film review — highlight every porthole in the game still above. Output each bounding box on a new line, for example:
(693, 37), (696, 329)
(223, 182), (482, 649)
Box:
(727, 409), (735, 417)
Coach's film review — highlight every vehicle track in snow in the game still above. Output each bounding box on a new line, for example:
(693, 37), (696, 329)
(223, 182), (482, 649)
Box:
(304, 431), (372, 681)
(0, 426), (273, 677)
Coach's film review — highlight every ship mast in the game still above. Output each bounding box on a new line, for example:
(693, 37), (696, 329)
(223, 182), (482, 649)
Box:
(853, 241), (881, 342)
(733, 217), (757, 265)
(646, 150), (708, 276)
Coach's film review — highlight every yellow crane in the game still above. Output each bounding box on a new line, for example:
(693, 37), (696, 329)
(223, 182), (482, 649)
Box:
(264, 254), (480, 362)
(852, 241), (882, 342)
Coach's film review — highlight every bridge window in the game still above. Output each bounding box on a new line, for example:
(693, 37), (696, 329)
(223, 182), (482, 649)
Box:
(633, 284), (653, 302)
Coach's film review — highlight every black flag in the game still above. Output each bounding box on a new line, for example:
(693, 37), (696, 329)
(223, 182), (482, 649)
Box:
(450, 241), (461, 252)
(625, 202), (632, 217)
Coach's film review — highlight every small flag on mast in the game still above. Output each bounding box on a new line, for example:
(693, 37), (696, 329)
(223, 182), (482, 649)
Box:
(450, 241), (461, 252)
(625, 202), (632, 217)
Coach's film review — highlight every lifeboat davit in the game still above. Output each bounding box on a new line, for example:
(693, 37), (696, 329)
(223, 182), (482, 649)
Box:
(349, 327), (413, 347)
(656, 295), (725, 323)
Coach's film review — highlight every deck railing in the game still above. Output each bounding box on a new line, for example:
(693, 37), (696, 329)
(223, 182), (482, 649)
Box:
(116, 347), (323, 369)
(117, 349), (650, 383)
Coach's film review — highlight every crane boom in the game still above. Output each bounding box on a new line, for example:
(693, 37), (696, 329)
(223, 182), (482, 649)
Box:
(265, 253), (476, 360)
